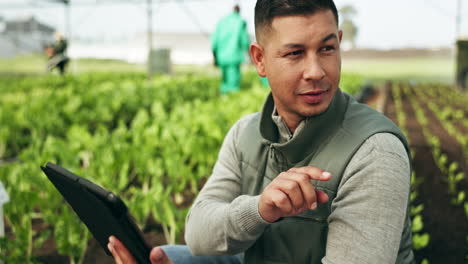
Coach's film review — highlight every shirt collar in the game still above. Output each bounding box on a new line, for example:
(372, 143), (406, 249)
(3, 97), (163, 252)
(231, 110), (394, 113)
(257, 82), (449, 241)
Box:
(271, 106), (306, 144)
(259, 89), (348, 163)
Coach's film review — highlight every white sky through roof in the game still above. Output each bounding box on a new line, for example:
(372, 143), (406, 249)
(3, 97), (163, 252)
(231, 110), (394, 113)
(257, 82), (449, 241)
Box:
(0, 0), (467, 49)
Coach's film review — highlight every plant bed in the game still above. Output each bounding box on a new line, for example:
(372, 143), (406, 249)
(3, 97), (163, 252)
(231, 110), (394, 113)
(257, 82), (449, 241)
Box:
(383, 83), (467, 263)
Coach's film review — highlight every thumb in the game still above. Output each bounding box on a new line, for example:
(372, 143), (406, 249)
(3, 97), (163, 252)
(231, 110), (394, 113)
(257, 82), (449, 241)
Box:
(150, 247), (172, 264)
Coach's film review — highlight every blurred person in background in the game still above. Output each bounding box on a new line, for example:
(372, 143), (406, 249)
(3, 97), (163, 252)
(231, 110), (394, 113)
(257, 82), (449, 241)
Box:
(211, 5), (250, 95)
(108, 0), (414, 263)
(45, 32), (69, 75)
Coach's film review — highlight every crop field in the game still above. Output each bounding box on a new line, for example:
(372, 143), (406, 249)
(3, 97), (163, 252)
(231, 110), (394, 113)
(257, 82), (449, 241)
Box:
(0, 55), (466, 263)
(384, 82), (468, 263)
(0, 71), (263, 263)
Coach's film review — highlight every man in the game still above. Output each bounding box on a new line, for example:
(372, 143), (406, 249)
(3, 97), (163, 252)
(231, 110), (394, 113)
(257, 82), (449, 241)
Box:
(109, 0), (415, 263)
(46, 32), (69, 75)
(211, 5), (250, 95)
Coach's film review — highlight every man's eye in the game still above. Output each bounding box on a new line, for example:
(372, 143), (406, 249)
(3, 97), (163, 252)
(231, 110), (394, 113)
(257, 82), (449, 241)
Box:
(320, 46), (335, 53)
(286, 50), (304, 56)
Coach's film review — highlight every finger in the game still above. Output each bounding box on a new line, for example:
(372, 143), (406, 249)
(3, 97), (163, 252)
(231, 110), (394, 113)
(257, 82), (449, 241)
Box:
(288, 166), (332, 181)
(260, 188), (293, 222)
(108, 237), (123, 264)
(109, 236), (137, 264)
(278, 172), (316, 210)
(108, 241), (122, 264)
(269, 188), (294, 214)
(316, 189), (329, 204)
(150, 247), (173, 264)
(274, 177), (306, 211)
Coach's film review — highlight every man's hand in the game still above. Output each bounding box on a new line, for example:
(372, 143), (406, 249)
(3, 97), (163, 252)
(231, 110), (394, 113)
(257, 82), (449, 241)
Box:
(107, 236), (173, 264)
(258, 166), (331, 223)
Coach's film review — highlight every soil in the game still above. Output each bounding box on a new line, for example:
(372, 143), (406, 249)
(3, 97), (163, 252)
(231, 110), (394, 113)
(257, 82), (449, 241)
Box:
(6, 83), (468, 263)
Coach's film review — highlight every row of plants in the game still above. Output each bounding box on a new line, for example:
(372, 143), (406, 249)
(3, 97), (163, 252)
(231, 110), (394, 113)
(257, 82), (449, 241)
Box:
(390, 84), (430, 262)
(421, 83), (468, 113)
(411, 84), (467, 157)
(0, 73), (224, 160)
(400, 83), (468, 263)
(402, 84), (467, 208)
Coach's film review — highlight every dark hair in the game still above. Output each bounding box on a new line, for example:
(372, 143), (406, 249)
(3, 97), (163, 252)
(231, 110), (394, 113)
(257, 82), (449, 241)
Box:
(255, 0), (339, 41)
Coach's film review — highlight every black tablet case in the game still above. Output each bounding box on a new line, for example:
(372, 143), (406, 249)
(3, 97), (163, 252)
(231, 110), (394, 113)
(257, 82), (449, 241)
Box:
(41, 162), (151, 264)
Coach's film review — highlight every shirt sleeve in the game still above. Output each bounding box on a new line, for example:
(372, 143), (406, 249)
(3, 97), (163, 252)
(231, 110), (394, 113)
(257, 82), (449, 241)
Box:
(184, 114), (270, 256)
(322, 133), (411, 264)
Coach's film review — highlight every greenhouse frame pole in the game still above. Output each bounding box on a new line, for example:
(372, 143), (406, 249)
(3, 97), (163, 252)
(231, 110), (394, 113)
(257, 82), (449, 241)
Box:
(147, 0), (153, 79)
(65, 1), (71, 39)
(456, 0), (461, 38)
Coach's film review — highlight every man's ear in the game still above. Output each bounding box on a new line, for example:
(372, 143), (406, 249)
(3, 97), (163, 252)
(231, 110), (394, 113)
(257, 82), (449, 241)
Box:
(250, 42), (266, 77)
(338, 30), (343, 42)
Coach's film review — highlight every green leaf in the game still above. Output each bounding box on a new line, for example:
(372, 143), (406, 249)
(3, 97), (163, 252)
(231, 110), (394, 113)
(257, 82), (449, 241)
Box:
(410, 204), (424, 216)
(438, 154), (448, 169)
(413, 233), (430, 250)
(448, 162), (459, 174)
(464, 202), (468, 219)
(456, 191), (466, 205)
(455, 172), (465, 182)
(412, 215), (424, 233)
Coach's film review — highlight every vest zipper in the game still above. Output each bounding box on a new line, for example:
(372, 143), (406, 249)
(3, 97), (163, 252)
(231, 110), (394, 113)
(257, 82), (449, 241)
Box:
(289, 215), (327, 223)
(269, 144), (274, 159)
(269, 144), (289, 173)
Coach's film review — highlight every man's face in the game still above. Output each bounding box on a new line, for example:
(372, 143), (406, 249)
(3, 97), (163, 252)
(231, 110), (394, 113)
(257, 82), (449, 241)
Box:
(251, 10), (342, 125)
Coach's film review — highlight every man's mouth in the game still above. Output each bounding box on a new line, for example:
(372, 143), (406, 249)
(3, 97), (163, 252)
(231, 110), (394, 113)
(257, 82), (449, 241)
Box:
(300, 89), (329, 96)
(298, 89), (329, 104)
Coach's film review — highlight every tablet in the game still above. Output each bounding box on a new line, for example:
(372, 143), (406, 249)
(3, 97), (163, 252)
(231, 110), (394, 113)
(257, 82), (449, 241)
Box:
(41, 162), (151, 264)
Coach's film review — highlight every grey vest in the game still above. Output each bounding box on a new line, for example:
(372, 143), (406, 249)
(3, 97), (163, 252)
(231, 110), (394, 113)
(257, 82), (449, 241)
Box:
(238, 89), (411, 263)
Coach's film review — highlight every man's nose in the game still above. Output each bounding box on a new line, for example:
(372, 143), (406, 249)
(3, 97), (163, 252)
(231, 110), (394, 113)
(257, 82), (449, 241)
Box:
(303, 56), (325, 81)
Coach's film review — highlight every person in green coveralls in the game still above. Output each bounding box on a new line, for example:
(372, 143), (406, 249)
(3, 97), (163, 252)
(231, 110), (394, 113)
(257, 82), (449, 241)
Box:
(211, 5), (250, 95)
(109, 1), (415, 263)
